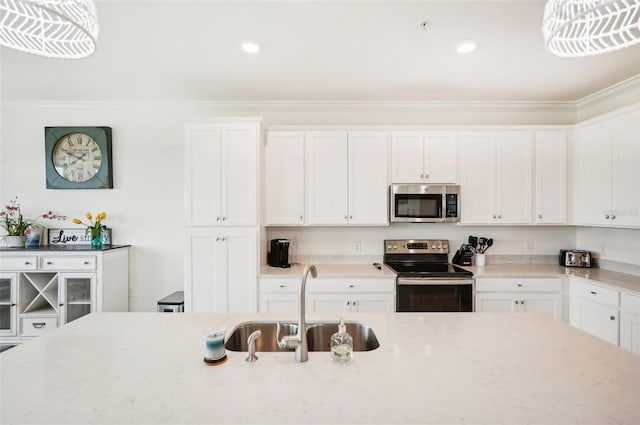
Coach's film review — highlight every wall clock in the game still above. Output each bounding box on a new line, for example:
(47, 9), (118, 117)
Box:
(45, 126), (113, 189)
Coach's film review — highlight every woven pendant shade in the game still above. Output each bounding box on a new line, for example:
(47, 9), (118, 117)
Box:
(543, 0), (640, 57)
(0, 0), (99, 59)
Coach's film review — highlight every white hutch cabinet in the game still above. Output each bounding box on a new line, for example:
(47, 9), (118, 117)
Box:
(0, 246), (129, 347)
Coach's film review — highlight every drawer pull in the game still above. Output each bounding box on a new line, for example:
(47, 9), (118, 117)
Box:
(517, 284), (523, 287)
(47, 261), (53, 265)
(32, 322), (46, 329)
(590, 291), (597, 295)
(348, 284), (355, 288)
(24, 261), (31, 265)
(279, 284), (285, 288)
(84, 261), (90, 265)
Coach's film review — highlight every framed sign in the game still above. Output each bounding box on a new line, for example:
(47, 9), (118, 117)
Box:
(47, 228), (111, 246)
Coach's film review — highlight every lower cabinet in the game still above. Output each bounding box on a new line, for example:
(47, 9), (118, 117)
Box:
(259, 276), (395, 314)
(0, 248), (129, 346)
(621, 292), (640, 355)
(569, 279), (620, 346)
(475, 277), (562, 319)
(186, 228), (258, 313)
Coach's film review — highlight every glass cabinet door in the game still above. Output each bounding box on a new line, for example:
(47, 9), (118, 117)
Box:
(59, 273), (96, 324)
(0, 273), (17, 336)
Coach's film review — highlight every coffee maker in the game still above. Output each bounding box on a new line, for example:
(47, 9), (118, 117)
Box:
(268, 239), (292, 268)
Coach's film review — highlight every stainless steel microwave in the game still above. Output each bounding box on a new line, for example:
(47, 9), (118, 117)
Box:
(390, 184), (460, 223)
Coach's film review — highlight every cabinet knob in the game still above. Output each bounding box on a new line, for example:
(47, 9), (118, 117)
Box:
(299, 215), (303, 220)
(47, 261), (53, 265)
(517, 283), (523, 287)
(538, 214), (542, 219)
(222, 216), (226, 221)
(221, 237), (226, 241)
(605, 215), (610, 219)
(420, 174), (424, 179)
(493, 215), (497, 219)
(216, 217), (220, 221)
(216, 237), (220, 241)
(24, 261), (31, 265)
(349, 215), (353, 219)
(590, 291), (597, 295)
(84, 261), (90, 265)
(348, 284), (354, 288)
(279, 284), (285, 288)
(611, 215), (616, 219)
(10, 303), (16, 307)
(59, 303), (64, 306)
(610, 316), (615, 321)
(344, 215), (348, 220)
(498, 215), (502, 219)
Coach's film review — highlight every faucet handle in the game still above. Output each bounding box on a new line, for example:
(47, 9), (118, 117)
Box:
(276, 321), (298, 350)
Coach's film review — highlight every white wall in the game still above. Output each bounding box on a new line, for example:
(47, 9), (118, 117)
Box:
(576, 227), (640, 267)
(1, 97), (638, 311)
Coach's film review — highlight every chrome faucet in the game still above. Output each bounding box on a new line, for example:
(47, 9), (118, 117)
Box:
(277, 264), (318, 362)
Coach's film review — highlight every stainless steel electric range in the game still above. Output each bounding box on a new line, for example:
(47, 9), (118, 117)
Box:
(383, 239), (474, 312)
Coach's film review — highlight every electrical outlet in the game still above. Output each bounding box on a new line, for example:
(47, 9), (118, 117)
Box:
(294, 242), (301, 254)
(353, 241), (362, 253)
(525, 241), (534, 253)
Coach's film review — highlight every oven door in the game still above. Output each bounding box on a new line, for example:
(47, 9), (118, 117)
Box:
(396, 278), (473, 312)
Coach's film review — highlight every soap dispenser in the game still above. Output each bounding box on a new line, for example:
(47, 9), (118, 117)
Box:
(330, 316), (353, 363)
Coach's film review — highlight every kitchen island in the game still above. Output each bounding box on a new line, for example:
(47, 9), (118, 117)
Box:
(1, 312), (639, 424)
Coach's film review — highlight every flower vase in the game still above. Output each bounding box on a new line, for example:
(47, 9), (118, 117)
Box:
(90, 230), (103, 248)
(5, 235), (26, 248)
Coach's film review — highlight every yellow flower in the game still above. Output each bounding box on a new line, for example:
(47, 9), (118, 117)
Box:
(85, 212), (92, 220)
(72, 218), (82, 224)
(96, 212), (107, 222)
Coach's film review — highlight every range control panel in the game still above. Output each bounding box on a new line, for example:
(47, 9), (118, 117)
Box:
(384, 239), (449, 254)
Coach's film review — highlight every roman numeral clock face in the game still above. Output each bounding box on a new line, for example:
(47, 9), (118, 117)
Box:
(52, 133), (102, 182)
(45, 126), (113, 189)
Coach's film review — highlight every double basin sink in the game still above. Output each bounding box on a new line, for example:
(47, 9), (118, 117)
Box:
(225, 321), (379, 352)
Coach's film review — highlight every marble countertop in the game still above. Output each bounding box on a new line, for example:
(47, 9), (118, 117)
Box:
(2, 312), (639, 424)
(261, 262), (396, 278)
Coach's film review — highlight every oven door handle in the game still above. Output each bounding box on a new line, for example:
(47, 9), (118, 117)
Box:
(397, 278), (473, 286)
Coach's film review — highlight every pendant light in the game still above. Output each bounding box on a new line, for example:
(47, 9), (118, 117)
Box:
(543, 0), (640, 57)
(0, 0), (99, 59)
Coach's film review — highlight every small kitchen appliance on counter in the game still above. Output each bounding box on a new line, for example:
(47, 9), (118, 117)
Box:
(559, 249), (593, 268)
(268, 239), (292, 268)
(452, 244), (474, 266)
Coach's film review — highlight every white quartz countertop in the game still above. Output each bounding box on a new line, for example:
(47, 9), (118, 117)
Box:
(2, 312), (639, 424)
(261, 263), (396, 278)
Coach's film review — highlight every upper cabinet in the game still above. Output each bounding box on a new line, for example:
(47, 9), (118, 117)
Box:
(460, 131), (533, 224)
(305, 131), (389, 225)
(264, 131), (305, 225)
(390, 131), (457, 183)
(574, 108), (640, 228)
(534, 131), (567, 224)
(185, 121), (260, 227)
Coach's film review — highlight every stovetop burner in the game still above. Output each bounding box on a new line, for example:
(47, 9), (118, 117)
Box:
(383, 239), (473, 278)
(384, 262), (472, 277)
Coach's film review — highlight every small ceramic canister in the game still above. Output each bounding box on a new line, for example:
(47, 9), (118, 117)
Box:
(204, 326), (226, 361)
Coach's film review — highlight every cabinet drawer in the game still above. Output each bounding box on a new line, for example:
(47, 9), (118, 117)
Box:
(0, 256), (38, 271)
(20, 316), (58, 337)
(621, 292), (640, 316)
(260, 278), (299, 293)
(475, 278), (561, 292)
(40, 256), (96, 271)
(570, 279), (619, 308)
(308, 278), (394, 293)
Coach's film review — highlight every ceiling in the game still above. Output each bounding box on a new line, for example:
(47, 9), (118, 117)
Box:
(2, 0), (640, 103)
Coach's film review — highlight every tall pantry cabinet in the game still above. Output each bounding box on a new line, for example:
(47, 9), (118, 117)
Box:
(184, 119), (261, 313)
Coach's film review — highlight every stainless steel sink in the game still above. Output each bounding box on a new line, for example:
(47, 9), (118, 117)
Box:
(224, 321), (379, 352)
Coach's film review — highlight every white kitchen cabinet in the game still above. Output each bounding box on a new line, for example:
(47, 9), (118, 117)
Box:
(475, 277), (562, 318)
(534, 131), (567, 224)
(305, 131), (388, 225)
(186, 228), (257, 313)
(569, 279), (619, 346)
(307, 278), (394, 313)
(0, 273), (17, 337)
(259, 277), (299, 313)
(621, 292), (640, 355)
(575, 108), (640, 227)
(0, 248), (129, 346)
(185, 120), (260, 227)
(390, 131), (457, 183)
(264, 131), (305, 225)
(460, 131), (533, 224)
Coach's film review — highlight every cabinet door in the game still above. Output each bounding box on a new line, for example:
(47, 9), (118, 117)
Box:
(185, 230), (220, 313)
(259, 293), (298, 314)
(520, 293), (561, 319)
(351, 294), (394, 313)
(611, 110), (640, 227)
(621, 312), (640, 355)
(424, 132), (457, 183)
(348, 131), (389, 225)
(576, 121), (612, 225)
(495, 131), (533, 224)
(570, 296), (619, 345)
(459, 132), (495, 223)
(390, 131), (424, 183)
(219, 228), (258, 313)
(59, 273), (96, 324)
(305, 132), (349, 224)
(0, 273), (17, 336)
(534, 131), (567, 224)
(264, 131), (305, 225)
(307, 294), (349, 313)
(220, 123), (258, 226)
(475, 294), (517, 313)
(185, 124), (222, 225)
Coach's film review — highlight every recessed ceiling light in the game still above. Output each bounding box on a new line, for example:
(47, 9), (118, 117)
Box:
(241, 41), (260, 54)
(456, 41), (476, 54)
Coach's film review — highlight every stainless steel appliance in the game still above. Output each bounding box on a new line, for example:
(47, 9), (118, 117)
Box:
(268, 239), (292, 268)
(389, 184), (460, 223)
(559, 249), (593, 268)
(384, 239), (474, 312)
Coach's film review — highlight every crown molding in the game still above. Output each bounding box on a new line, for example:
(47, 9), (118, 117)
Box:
(576, 74), (640, 109)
